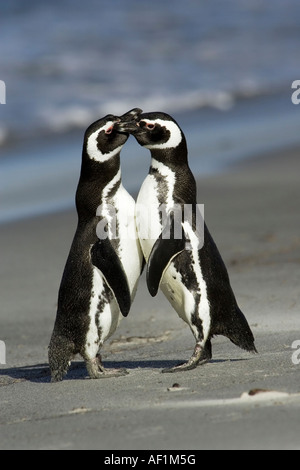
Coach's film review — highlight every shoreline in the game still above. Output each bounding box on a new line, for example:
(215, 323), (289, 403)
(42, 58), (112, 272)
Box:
(0, 143), (299, 450)
(1, 139), (300, 227)
(1, 90), (300, 225)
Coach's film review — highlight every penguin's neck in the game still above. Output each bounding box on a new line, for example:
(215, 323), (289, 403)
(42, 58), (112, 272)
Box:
(148, 137), (188, 168)
(80, 151), (121, 183)
(149, 149), (197, 205)
(76, 153), (122, 220)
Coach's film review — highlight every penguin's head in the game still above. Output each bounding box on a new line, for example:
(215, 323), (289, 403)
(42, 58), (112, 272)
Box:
(84, 108), (142, 163)
(116, 112), (185, 151)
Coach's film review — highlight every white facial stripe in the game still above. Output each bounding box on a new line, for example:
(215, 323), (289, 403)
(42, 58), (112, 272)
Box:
(143, 119), (183, 150)
(87, 121), (122, 162)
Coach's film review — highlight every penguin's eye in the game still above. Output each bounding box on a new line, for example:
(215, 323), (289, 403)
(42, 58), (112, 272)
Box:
(105, 126), (114, 135)
(139, 120), (156, 130)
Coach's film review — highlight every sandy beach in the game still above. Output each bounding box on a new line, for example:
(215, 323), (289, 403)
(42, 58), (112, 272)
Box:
(0, 144), (300, 450)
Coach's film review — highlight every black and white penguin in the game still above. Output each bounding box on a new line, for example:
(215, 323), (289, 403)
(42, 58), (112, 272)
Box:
(48, 108), (144, 382)
(117, 112), (257, 373)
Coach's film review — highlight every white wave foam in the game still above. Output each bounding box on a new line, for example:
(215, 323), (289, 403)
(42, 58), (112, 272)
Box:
(39, 106), (95, 132)
(37, 89), (236, 136)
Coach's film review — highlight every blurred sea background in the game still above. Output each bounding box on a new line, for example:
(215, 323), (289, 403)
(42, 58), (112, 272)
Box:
(0, 0), (300, 224)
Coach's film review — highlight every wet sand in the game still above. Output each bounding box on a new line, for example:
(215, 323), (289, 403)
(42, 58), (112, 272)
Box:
(0, 146), (299, 450)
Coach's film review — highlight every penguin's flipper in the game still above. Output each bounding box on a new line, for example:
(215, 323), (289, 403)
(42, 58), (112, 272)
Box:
(91, 238), (131, 317)
(147, 211), (186, 297)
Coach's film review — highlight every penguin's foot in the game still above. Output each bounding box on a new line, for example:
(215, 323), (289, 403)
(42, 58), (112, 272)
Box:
(162, 341), (212, 374)
(86, 355), (129, 379)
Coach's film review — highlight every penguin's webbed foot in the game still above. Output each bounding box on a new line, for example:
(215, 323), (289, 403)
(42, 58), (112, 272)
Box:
(86, 355), (129, 379)
(162, 340), (212, 374)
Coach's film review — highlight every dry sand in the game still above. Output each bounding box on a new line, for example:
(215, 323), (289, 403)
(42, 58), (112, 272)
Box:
(0, 146), (299, 450)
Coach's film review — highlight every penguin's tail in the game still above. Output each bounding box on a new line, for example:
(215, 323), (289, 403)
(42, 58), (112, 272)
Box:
(223, 306), (257, 354)
(48, 332), (75, 382)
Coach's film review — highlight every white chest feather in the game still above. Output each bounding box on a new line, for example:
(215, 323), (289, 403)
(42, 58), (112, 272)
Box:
(136, 159), (176, 259)
(85, 179), (143, 356)
(136, 162), (211, 340)
(97, 176), (143, 295)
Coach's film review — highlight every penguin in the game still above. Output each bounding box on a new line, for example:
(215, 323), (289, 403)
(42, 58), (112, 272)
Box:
(48, 108), (144, 382)
(117, 111), (257, 373)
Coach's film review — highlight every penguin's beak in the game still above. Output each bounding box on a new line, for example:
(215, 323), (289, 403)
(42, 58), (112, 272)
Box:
(116, 120), (140, 133)
(115, 108), (142, 134)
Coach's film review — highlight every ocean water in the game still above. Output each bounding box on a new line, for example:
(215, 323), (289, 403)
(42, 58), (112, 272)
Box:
(1, 0), (300, 223)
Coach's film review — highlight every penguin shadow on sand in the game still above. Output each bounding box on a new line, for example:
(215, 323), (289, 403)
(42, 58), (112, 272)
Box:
(0, 363), (52, 384)
(1, 361), (182, 383)
(0, 356), (246, 383)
